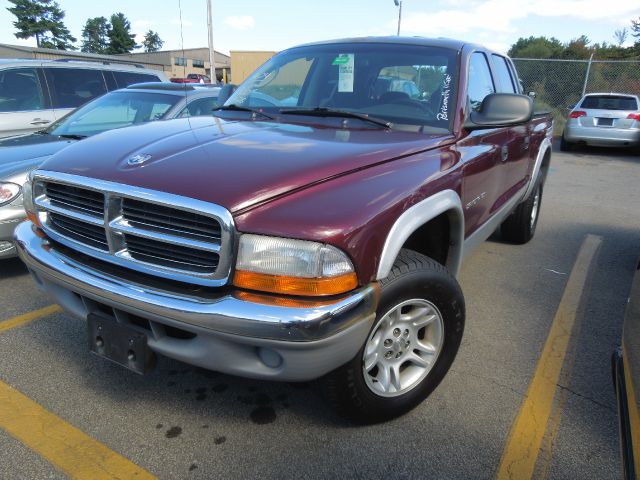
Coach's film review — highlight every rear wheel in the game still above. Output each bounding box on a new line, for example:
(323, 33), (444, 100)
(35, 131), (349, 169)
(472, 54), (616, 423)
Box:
(501, 179), (542, 244)
(322, 249), (465, 423)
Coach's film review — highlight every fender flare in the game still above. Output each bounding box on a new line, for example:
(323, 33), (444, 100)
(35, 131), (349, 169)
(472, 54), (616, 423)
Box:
(522, 136), (552, 201)
(376, 189), (465, 280)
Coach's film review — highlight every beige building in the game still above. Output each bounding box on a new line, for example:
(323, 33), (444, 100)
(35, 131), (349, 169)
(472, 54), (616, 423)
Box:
(230, 51), (276, 84)
(117, 48), (230, 82)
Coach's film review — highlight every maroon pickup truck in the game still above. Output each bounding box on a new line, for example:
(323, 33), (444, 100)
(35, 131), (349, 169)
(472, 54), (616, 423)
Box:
(15, 37), (553, 423)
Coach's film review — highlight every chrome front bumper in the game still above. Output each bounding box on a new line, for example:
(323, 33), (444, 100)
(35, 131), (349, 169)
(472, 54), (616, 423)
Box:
(15, 221), (378, 381)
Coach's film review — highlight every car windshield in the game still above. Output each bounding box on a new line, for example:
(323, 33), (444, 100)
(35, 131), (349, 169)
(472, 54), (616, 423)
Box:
(48, 91), (181, 137)
(224, 43), (459, 132)
(580, 95), (638, 111)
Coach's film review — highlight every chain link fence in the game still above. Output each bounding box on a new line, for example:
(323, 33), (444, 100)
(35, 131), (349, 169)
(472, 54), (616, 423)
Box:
(513, 58), (640, 133)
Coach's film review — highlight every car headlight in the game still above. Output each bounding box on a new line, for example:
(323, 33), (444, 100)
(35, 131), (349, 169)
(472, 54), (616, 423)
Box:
(233, 234), (358, 296)
(0, 182), (21, 207)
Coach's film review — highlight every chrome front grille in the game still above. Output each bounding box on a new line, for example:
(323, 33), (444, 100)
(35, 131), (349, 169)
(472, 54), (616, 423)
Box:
(32, 171), (235, 287)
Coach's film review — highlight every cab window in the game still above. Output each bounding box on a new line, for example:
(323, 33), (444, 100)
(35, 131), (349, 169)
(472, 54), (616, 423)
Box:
(467, 52), (495, 111)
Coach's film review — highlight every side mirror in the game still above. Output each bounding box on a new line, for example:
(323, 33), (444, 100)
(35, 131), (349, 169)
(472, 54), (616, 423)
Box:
(216, 84), (238, 106)
(464, 93), (533, 130)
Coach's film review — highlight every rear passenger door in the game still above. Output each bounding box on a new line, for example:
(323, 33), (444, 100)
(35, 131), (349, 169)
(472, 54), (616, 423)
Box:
(44, 67), (108, 121)
(0, 67), (55, 138)
(490, 54), (531, 198)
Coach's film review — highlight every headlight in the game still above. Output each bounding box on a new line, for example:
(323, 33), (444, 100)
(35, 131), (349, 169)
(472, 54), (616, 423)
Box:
(0, 182), (21, 206)
(233, 234), (358, 296)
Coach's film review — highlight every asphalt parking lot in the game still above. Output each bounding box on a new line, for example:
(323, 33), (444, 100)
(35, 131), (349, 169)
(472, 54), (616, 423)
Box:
(0, 142), (638, 479)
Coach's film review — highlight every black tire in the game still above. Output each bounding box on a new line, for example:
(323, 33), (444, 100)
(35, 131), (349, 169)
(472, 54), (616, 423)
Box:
(560, 133), (572, 152)
(501, 179), (542, 244)
(322, 249), (465, 424)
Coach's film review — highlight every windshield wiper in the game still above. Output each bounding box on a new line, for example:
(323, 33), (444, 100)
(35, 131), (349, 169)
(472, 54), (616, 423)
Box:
(212, 104), (274, 120)
(279, 108), (392, 129)
(57, 134), (87, 140)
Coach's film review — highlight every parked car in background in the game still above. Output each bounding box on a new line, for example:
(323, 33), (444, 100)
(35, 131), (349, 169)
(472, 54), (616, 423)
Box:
(0, 82), (220, 259)
(0, 59), (167, 139)
(170, 73), (211, 84)
(561, 93), (640, 151)
(613, 259), (640, 480)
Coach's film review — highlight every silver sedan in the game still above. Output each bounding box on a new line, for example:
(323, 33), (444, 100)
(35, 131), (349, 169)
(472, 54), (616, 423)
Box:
(561, 93), (640, 151)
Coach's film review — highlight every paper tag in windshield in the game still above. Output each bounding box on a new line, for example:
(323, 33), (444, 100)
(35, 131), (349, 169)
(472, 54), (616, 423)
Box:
(334, 54), (354, 92)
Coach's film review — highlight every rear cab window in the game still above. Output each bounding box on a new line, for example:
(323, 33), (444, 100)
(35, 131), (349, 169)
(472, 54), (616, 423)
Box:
(0, 67), (46, 112)
(491, 54), (516, 94)
(580, 95), (638, 110)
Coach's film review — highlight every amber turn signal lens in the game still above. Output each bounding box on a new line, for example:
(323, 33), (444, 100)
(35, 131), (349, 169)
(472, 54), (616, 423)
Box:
(26, 211), (40, 227)
(234, 270), (358, 297)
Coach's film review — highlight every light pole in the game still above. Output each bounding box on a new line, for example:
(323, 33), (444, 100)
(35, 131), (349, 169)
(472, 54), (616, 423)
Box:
(207, 0), (217, 83)
(394, 0), (402, 36)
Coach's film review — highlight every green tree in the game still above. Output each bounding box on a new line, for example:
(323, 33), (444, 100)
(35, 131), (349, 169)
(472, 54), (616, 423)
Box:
(632, 17), (640, 41)
(80, 16), (110, 53)
(107, 12), (137, 54)
(142, 30), (163, 52)
(7, 0), (76, 50)
(508, 36), (564, 59)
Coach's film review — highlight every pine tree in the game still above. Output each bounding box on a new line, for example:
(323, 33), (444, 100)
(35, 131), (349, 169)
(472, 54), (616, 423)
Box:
(142, 30), (163, 53)
(81, 16), (110, 54)
(7, 0), (76, 50)
(107, 12), (137, 54)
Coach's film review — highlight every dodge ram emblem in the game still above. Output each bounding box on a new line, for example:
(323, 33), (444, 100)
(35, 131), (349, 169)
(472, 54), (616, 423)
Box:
(127, 153), (152, 166)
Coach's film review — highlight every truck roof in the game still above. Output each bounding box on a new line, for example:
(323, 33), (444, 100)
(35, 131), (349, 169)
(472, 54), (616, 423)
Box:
(291, 36), (486, 54)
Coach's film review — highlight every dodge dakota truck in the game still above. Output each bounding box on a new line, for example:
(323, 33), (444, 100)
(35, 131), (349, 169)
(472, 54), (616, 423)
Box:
(15, 37), (553, 423)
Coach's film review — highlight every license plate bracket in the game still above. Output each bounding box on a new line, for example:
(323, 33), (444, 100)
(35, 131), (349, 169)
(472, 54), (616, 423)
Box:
(597, 117), (613, 127)
(88, 313), (155, 374)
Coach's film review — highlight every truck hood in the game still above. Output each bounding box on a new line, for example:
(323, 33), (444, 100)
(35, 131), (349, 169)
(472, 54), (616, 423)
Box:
(40, 116), (452, 213)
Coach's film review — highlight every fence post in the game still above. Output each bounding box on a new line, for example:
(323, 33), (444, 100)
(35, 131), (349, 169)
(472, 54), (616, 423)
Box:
(581, 53), (594, 97)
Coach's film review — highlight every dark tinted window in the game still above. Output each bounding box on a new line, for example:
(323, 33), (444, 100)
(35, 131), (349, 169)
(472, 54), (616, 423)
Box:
(492, 55), (516, 93)
(580, 95), (638, 110)
(45, 68), (107, 109)
(468, 52), (495, 111)
(112, 71), (161, 88)
(0, 67), (45, 112)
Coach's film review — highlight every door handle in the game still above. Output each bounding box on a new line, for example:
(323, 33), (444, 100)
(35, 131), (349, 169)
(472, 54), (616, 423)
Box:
(523, 136), (530, 150)
(501, 145), (508, 162)
(30, 119), (51, 125)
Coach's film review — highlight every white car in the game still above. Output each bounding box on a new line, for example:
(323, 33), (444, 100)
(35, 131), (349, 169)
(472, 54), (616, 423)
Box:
(561, 93), (640, 151)
(0, 59), (167, 139)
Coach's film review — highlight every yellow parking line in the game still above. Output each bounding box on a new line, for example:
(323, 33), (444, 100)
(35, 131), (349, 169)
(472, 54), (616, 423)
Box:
(0, 305), (62, 333)
(496, 234), (602, 480)
(0, 381), (156, 479)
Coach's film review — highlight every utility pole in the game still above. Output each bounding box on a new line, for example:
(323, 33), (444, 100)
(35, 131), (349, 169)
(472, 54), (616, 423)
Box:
(207, 0), (217, 82)
(394, 0), (402, 36)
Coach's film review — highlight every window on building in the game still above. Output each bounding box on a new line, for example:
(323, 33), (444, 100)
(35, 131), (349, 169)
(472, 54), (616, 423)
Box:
(192, 59), (204, 68)
(175, 57), (186, 66)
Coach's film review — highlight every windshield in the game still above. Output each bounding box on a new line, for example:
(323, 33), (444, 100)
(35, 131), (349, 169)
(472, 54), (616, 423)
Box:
(225, 43), (459, 132)
(48, 91), (181, 137)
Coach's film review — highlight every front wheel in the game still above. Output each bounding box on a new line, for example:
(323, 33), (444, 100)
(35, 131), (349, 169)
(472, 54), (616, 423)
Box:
(322, 249), (465, 423)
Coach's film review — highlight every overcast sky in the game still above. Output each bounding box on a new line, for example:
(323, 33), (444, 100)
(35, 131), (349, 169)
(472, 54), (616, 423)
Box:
(0, 0), (638, 55)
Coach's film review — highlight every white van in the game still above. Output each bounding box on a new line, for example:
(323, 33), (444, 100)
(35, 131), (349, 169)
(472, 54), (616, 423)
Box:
(0, 59), (167, 138)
